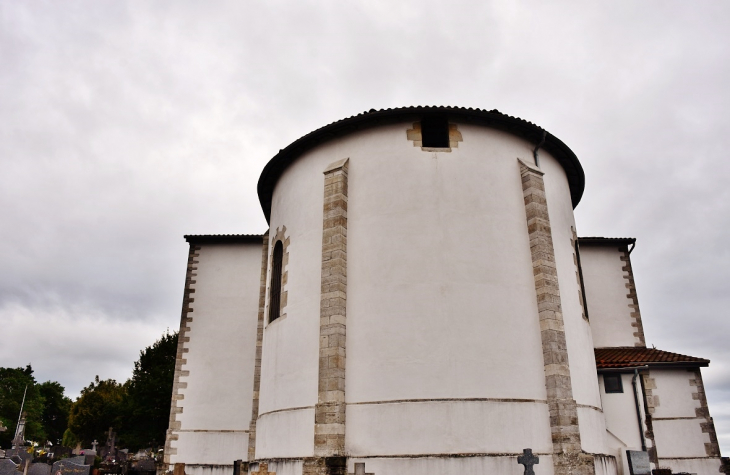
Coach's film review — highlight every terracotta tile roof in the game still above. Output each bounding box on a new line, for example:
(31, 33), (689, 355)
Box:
(595, 347), (709, 369)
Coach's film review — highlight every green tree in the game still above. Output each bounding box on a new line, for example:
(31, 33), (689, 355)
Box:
(67, 377), (125, 446)
(38, 381), (72, 446)
(0, 366), (46, 448)
(120, 331), (178, 450)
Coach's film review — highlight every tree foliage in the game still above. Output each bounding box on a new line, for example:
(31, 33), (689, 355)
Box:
(65, 331), (178, 450)
(38, 381), (73, 445)
(67, 377), (125, 447)
(1, 330), (178, 451)
(0, 365), (66, 448)
(120, 331), (177, 450)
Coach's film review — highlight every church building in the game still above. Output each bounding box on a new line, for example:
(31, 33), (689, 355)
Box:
(163, 107), (726, 475)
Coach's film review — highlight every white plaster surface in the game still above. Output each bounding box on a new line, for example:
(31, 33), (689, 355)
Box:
(580, 246), (637, 348)
(656, 457), (722, 474)
(599, 373), (643, 451)
(345, 126), (548, 404)
(255, 407), (315, 459)
(170, 243), (261, 465)
(348, 455), (556, 475)
(577, 406), (608, 454)
(651, 369), (700, 419)
(345, 400), (552, 456)
(257, 121), (610, 460)
(593, 455), (618, 475)
(173, 431), (249, 465)
(653, 418), (710, 458)
(250, 460), (304, 475)
(184, 465), (238, 475)
(649, 370), (718, 465)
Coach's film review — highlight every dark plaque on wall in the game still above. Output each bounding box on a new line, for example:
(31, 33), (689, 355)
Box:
(626, 450), (651, 475)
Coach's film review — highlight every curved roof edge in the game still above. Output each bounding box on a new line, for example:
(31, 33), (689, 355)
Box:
(257, 106), (585, 222)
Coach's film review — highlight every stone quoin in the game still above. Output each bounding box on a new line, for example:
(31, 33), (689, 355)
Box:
(163, 107), (726, 475)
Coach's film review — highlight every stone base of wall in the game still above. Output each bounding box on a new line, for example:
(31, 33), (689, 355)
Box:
(246, 453), (618, 475)
(248, 458), (345, 475)
(302, 457), (347, 475)
(553, 452), (597, 475)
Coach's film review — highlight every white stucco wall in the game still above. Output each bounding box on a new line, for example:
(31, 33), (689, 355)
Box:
(654, 458), (723, 474)
(598, 373), (643, 451)
(255, 408), (315, 459)
(649, 369), (719, 467)
(651, 369), (699, 419)
(598, 372), (647, 475)
(345, 400), (552, 456)
(580, 246), (637, 348)
(257, 120), (609, 460)
(170, 243), (262, 466)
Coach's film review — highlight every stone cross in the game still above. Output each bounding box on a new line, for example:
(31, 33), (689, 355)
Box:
(517, 448), (539, 475)
(349, 463), (373, 475)
(105, 427), (115, 450)
(252, 463), (275, 475)
(91, 441), (98, 452)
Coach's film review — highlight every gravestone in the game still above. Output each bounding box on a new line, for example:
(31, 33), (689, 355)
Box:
(0, 459), (19, 475)
(101, 428), (116, 462)
(28, 464), (51, 475)
(132, 459), (155, 473)
(5, 449), (31, 466)
(51, 459), (90, 475)
(626, 450), (651, 475)
(64, 458), (86, 466)
(517, 448), (539, 475)
(78, 452), (95, 467)
(51, 448), (72, 460)
(12, 415), (27, 449)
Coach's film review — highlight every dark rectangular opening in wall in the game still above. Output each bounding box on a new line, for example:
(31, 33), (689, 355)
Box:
(604, 374), (624, 393)
(421, 115), (450, 148)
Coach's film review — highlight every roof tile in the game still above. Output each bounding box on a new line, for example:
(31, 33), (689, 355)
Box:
(595, 347), (709, 369)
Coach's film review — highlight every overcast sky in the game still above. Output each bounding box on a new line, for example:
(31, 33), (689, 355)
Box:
(1, 0), (729, 454)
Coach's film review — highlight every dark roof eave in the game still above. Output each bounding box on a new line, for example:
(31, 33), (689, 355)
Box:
(184, 234), (264, 244)
(597, 360), (709, 372)
(257, 106), (585, 222)
(579, 237), (637, 246)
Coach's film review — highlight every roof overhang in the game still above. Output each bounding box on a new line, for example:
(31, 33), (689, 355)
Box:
(596, 361), (709, 373)
(184, 234), (263, 244)
(579, 237), (636, 247)
(257, 106), (586, 222)
(595, 347), (709, 372)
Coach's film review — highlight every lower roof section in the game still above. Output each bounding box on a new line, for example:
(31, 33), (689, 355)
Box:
(578, 237), (636, 246)
(184, 234), (264, 244)
(595, 347), (709, 370)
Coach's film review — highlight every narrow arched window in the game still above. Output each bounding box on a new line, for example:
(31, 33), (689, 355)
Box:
(268, 240), (284, 323)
